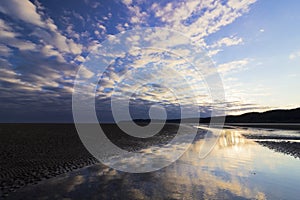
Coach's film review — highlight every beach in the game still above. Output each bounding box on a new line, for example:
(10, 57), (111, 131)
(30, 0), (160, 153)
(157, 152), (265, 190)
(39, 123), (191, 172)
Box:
(0, 124), (300, 199)
(0, 123), (181, 197)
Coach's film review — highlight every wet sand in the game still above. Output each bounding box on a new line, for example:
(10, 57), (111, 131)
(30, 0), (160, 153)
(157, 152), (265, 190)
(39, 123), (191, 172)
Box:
(0, 124), (97, 197)
(256, 141), (300, 159)
(7, 127), (300, 200)
(0, 123), (180, 198)
(1, 124), (300, 199)
(226, 123), (300, 130)
(241, 129), (300, 159)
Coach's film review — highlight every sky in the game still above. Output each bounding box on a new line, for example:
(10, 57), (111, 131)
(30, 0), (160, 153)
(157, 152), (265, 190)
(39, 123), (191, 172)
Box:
(0, 0), (300, 122)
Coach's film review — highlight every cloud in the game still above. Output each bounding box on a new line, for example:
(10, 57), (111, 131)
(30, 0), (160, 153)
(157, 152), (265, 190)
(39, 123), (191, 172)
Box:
(0, 19), (18, 38)
(84, 0), (101, 9)
(210, 36), (243, 49)
(86, 32), (215, 114)
(218, 59), (250, 75)
(41, 45), (66, 63)
(119, 0), (256, 61)
(0, 19), (37, 51)
(122, 0), (133, 6)
(0, 0), (44, 27)
(1, 0), (84, 57)
(127, 5), (148, 25)
(289, 51), (300, 60)
(148, 0), (257, 44)
(208, 49), (222, 57)
(0, 0), (262, 121)
(207, 36), (243, 56)
(0, 44), (11, 56)
(0, 52), (77, 122)
(41, 18), (83, 55)
(74, 55), (86, 62)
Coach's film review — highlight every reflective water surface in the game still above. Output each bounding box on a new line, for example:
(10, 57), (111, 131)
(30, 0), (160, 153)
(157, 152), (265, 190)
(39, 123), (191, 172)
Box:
(10, 127), (300, 200)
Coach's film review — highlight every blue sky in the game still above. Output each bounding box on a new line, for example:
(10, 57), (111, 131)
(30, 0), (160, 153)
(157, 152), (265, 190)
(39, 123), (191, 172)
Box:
(0, 0), (299, 122)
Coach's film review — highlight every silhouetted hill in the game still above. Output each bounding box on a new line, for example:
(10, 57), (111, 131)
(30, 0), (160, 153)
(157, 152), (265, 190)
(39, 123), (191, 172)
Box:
(131, 107), (300, 124)
(218, 107), (300, 123)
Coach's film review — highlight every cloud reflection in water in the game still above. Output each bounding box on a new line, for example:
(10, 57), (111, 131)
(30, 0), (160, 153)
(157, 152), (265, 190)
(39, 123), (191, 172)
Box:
(10, 127), (300, 199)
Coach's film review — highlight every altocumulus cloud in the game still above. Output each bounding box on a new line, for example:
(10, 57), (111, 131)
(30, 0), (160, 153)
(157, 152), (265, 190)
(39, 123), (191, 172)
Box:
(0, 0), (262, 122)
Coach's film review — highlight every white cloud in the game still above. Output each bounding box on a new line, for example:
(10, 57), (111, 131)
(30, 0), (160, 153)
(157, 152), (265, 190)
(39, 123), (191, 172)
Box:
(67, 39), (83, 54)
(0, 0), (44, 27)
(208, 49), (222, 57)
(0, 44), (11, 56)
(89, 37), (213, 107)
(149, 0), (257, 45)
(122, 3), (148, 25)
(0, 0), (261, 117)
(1, 0), (84, 57)
(210, 36), (243, 49)
(122, 0), (132, 6)
(0, 66), (39, 91)
(115, 24), (125, 32)
(41, 45), (66, 63)
(0, 19), (37, 51)
(98, 24), (107, 32)
(289, 51), (300, 60)
(75, 55), (86, 62)
(43, 18), (83, 55)
(0, 19), (18, 38)
(218, 59), (250, 75)
(206, 36), (243, 56)
(10, 40), (37, 51)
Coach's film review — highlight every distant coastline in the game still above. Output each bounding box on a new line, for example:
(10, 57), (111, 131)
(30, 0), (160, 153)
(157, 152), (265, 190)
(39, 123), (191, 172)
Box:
(1, 108), (299, 130)
(132, 107), (300, 130)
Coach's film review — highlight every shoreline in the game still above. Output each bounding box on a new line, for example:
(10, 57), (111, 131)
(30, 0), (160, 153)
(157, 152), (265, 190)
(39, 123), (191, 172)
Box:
(257, 141), (300, 159)
(1, 123), (300, 198)
(225, 123), (300, 130)
(0, 123), (180, 198)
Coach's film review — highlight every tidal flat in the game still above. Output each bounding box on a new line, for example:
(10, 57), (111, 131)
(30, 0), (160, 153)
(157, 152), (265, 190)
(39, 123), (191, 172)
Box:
(1, 124), (300, 199)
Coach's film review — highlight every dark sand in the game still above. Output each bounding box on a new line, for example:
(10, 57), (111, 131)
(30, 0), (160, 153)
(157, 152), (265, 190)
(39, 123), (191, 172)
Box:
(257, 141), (300, 159)
(0, 124), (96, 198)
(244, 135), (300, 140)
(240, 127), (300, 160)
(1, 123), (300, 198)
(0, 123), (179, 198)
(6, 126), (300, 200)
(226, 123), (300, 130)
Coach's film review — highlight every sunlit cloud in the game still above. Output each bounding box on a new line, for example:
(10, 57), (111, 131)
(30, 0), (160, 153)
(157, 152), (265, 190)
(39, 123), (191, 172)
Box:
(1, 0), (297, 121)
(210, 36), (243, 49)
(0, 0), (45, 27)
(218, 58), (250, 75)
(148, 0), (256, 43)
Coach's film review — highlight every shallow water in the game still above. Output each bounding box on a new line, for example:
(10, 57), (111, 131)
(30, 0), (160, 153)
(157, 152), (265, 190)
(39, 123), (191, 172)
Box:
(9, 127), (300, 200)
